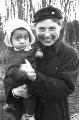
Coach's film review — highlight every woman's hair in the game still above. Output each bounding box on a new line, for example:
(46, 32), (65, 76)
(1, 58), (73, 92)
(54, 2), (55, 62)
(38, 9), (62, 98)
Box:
(34, 18), (63, 27)
(51, 18), (63, 26)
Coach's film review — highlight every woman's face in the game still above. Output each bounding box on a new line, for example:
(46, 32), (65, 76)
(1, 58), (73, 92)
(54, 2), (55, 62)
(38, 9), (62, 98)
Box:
(11, 28), (30, 50)
(35, 19), (62, 46)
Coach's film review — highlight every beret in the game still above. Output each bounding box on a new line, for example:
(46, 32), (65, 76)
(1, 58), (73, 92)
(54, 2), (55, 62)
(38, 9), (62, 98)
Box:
(33, 6), (63, 23)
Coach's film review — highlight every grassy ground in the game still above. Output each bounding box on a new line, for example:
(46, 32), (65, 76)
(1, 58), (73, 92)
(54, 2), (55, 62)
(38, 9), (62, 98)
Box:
(68, 80), (79, 115)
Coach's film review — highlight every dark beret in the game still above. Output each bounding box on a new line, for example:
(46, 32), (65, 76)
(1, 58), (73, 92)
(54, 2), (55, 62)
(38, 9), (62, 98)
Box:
(33, 6), (63, 23)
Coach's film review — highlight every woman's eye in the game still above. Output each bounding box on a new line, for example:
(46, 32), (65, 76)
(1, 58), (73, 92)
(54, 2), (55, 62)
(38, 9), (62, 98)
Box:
(49, 27), (56, 31)
(39, 27), (45, 32)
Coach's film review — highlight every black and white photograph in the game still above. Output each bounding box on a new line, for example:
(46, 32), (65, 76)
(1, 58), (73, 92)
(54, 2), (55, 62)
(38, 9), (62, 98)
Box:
(0, 0), (79, 120)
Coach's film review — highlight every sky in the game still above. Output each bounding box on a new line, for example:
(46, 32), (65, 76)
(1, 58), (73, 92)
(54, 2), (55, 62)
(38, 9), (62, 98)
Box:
(0, 0), (6, 16)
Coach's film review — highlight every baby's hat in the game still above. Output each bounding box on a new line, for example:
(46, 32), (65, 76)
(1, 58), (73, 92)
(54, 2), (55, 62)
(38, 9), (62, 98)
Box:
(4, 19), (35, 47)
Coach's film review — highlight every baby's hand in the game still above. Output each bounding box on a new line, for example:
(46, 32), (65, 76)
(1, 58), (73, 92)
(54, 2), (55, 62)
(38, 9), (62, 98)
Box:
(20, 59), (34, 72)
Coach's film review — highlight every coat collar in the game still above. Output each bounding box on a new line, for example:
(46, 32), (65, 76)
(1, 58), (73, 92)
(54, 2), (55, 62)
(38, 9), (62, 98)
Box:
(37, 38), (62, 55)
(14, 45), (32, 51)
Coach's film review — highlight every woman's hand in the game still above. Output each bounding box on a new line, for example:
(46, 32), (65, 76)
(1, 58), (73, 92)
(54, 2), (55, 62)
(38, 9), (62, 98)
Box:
(20, 59), (36, 81)
(26, 71), (36, 81)
(20, 59), (34, 72)
(20, 64), (36, 81)
(12, 84), (31, 98)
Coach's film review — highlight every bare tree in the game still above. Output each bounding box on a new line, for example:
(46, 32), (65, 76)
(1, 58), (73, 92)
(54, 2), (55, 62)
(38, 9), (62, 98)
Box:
(42, 0), (46, 7)
(17, 0), (23, 19)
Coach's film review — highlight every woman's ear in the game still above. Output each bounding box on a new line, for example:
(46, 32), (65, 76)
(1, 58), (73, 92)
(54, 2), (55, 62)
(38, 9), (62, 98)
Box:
(58, 20), (64, 32)
(58, 19), (63, 27)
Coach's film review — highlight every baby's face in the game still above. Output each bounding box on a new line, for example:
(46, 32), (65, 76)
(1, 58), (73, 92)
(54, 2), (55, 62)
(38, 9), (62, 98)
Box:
(11, 28), (30, 50)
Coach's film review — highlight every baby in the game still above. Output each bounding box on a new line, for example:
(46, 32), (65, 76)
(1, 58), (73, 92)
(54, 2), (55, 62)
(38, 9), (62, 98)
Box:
(3, 19), (43, 120)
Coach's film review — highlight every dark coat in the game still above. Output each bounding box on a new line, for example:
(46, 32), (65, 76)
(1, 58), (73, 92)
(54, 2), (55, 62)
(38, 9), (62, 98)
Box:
(30, 39), (79, 120)
(3, 45), (36, 120)
(3, 45), (36, 103)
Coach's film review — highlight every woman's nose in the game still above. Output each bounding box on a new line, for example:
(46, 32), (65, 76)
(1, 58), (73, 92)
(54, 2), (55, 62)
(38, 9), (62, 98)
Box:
(44, 29), (50, 37)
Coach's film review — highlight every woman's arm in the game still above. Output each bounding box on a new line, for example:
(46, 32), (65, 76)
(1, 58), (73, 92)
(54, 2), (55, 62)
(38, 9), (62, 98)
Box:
(5, 55), (79, 101)
(30, 53), (79, 101)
